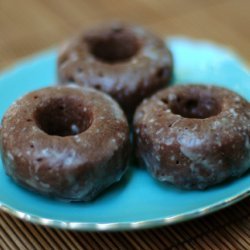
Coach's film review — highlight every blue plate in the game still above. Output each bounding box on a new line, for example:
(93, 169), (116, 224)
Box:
(0, 37), (249, 231)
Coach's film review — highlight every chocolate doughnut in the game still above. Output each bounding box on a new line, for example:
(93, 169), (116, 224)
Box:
(134, 85), (250, 189)
(0, 86), (130, 201)
(57, 22), (173, 119)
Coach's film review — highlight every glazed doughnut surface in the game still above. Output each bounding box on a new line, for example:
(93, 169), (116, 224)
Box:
(0, 86), (130, 201)
(58, 22), (173, 119)
(134, 85), (250, 189)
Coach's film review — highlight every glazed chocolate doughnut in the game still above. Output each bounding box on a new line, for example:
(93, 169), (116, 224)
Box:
(0, 86), (130, 201)
(57, 22), (173, 119)
(134, 85), (250, 189)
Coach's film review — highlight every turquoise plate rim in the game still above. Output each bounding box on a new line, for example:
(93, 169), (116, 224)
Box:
(0, 37), (249, 231)
(0, 186), (249, 231)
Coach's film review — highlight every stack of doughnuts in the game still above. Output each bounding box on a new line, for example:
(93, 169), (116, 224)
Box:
(1, 22), (249, 202)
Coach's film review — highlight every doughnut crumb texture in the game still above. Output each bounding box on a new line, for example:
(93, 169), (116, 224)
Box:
(57, 22), (173, 119)
(134, 84), (250, 189)
(0, 86), (130, 202)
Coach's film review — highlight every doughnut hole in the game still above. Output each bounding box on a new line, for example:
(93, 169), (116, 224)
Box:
(85, 27), (141, 64)
(35, 97), (92, 136)
(168, 89), (221, 119)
